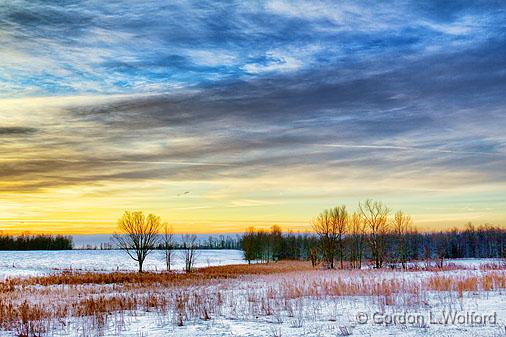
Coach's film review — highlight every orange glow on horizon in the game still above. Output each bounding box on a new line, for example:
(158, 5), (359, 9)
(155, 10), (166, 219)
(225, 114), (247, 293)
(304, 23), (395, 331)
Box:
(1, 216), (504, 236)
(1, 97), (505, 237)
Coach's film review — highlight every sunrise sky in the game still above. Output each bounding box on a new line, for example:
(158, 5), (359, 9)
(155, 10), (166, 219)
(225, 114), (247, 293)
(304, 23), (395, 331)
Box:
(1, 1), (505, 234)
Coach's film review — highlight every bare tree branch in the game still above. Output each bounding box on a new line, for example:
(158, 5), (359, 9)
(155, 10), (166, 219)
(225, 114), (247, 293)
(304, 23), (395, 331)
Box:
(112, 211), (161, 272)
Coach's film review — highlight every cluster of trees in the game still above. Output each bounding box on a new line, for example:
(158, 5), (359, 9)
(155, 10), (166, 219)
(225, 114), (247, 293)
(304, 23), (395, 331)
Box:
(412, 224), (506, 261)
(311, 199), (399, 269)
(241, 199), (506, 269)
(154, 235), (240, 250)
(0, 234), (73, 250)
(113, 205), (506, 273)
(113, 211), (200, 272)
(199, 235), (240, 250)
(82, 236), (240, 250)
(240, 226), (317, 263)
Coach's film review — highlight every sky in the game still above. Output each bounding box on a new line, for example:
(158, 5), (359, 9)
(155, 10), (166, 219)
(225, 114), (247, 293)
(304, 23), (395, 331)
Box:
(0, 1), (505, 234)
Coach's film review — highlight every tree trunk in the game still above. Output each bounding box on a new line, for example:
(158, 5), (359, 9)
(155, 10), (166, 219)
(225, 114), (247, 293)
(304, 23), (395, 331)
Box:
(166, 251), (171, 271)
(339, 240), (344, 269)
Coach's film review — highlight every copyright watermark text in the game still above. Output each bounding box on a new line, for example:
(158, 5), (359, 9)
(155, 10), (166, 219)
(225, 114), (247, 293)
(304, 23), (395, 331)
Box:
(355, 311), (497, 326)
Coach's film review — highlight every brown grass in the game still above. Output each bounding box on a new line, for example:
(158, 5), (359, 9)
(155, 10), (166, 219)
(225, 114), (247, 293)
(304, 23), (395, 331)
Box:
(4, 261), (313, 288)
(427, 272), (506, 293)
(198, 260), (314, 275)
(0, 261), (505, 336)
(0, 261), (315, 335)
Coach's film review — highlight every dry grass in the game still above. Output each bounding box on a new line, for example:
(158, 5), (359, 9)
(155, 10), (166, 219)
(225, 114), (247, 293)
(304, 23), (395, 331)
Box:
(405, 261), (506, 272)
(427, 272), (506, 293)
(6, 259), (503, 288)
(10, 270), (219, 287)
(0, 261), (313, 335)
(199, 260), (315, 276)
(0, 261), (505, 336)
(5, 261), (312, 288)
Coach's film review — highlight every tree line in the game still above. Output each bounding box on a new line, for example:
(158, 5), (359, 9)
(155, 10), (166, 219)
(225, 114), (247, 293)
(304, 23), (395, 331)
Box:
(241, 199), (506, 268)
(241, 226), (318, 264)
(84, 235), (240, 250)
(0, 234), (73, 250)
(154, 235), (240, 250)
(111, 205), (506, 273)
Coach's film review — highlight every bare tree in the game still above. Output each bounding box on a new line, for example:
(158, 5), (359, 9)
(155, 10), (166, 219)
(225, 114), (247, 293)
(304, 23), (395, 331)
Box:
(113, 211), (161, 272)
(181, 234), (199, 273)
(329, 205), (348, 269)
(312, 209), (338, 269)
(349, 212), (366, 269)
(359, 199), (390, 268)
(392, 210), (413, 269)
(162, 224), (174, 271)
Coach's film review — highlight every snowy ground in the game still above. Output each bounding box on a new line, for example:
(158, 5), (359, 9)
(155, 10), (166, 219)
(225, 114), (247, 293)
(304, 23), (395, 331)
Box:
(73, 293), (506, 337)
(0, 249), (245, 278)
(0, 259), (505, 337)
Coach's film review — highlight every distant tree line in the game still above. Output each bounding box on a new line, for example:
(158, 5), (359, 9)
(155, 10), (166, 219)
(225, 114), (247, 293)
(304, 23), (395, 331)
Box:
(241, 226), (318, 264)
(154, 235), (240, 250)
(240, 199), (506, 268)
(0, 234), (73, 250)
(84, 235), (241, 251)
(420, 223), (506, 260)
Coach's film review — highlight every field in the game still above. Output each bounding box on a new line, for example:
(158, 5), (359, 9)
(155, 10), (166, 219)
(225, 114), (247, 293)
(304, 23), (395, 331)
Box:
(1, 258), (506, 337)
(0, 250), (245, 278)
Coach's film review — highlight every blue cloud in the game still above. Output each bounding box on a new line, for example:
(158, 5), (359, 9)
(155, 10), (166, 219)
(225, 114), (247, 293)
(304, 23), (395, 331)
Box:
(1, 1), (504, 97)
(0, 0), (505, 198)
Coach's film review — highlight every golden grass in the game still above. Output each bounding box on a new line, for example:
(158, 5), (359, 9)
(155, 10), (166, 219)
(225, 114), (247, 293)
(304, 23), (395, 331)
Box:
(5, 260), (503, 288)
(198, 260), (315, 275)
(427, 272), (506, 294)
(0, 261), (505, 336)
(4, 261), (313, 288)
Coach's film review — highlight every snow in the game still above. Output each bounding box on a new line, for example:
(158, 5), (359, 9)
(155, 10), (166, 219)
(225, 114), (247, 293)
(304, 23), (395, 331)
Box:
(0, 256), (505, 336)
(77, 269), (506, 337)
(6, 269), (505, 337)
(0, 249), (245, 278)
(404, 258), (506, 268)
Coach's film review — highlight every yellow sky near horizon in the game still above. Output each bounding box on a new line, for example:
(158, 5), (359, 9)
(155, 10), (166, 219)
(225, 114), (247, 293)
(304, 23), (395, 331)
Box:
(2, 2), (506, 236)
(1, 174), (505, 235)
(1, 96), (505, 235)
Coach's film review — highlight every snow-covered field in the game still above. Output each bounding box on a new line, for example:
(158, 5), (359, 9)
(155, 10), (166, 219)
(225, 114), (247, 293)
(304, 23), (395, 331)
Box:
(0, 259), (505, 337)
(0, 249), (245, 278)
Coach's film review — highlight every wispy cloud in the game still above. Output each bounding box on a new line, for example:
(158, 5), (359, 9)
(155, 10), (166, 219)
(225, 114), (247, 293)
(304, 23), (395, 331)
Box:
(321, 143), (503, 156)
(0, 1), (505, 232)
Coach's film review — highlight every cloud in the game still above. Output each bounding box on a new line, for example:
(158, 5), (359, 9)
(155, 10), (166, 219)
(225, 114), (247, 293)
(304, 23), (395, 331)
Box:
(0, 127), (37, 136)
(243, 51), (302, 74)
(1, 0), (504, 97)
(1, 29), (505, 194)
(1, 1), (506, 230)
